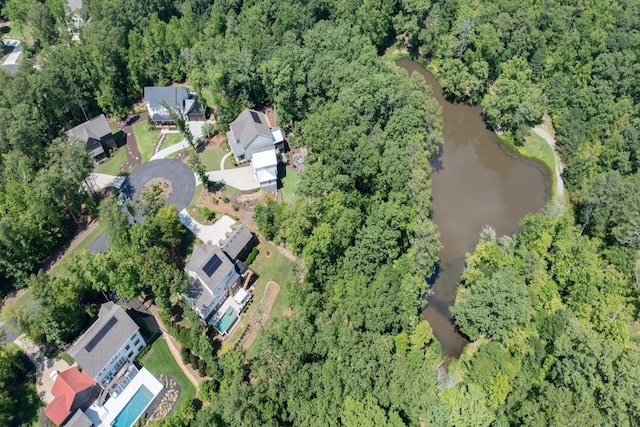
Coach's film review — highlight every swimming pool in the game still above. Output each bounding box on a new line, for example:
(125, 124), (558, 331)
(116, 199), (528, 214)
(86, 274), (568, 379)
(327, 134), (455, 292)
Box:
(217, 307), (238, 334)
(111, 385), (154, 427)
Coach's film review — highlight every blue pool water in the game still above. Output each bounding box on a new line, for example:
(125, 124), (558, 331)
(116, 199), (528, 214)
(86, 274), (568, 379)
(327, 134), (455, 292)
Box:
(112, 385), (154, 427)
(217, 307), (238, 333)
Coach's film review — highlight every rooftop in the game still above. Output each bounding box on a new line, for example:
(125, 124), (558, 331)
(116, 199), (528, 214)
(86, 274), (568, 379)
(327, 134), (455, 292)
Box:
(66, 115), (111, 143)
(220, 223), (254, 261)
(143, 86), (190, 111)
(67, 302), (140, 380)
(229, 109), (273, 150)
(44, 368), (96, 426)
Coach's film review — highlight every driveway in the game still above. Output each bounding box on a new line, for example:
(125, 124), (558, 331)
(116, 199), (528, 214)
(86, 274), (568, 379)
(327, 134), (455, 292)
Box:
(1, 39), (21, 74)
(88, 159), (196, 252)
(206, 167), (260, 191)
(178, 210), (235, 245)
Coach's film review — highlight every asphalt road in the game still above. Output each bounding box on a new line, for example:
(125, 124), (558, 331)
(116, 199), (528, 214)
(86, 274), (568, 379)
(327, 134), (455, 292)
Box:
(88, 159), (196, 252)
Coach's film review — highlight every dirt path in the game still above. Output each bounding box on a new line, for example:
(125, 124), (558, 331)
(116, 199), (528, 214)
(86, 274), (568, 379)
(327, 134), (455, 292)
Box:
(147, 305), (201, 391)
(43, 219), (100, 273)
(240, 281), (280, 350)
(119, 112), (147, 172)
(532, 125), (564, 198)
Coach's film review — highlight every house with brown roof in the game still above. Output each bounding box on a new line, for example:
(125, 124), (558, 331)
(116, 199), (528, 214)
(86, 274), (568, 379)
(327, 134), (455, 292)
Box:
(44, 367), (99, 426)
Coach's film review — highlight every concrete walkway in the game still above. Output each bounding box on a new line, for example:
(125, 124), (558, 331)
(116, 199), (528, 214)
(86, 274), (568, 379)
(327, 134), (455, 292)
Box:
(149, 139), (190, 160)
(178, 210), (235, 245)
(532, 126), (564, 198)
(13, 335), (72, 404)
(206, 167), (260, 191)
(220, 152), (232, 171)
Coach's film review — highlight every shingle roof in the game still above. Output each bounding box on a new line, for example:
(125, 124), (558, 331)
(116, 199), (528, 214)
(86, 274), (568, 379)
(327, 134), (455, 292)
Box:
(144, 87), (189, 111)
(64, 410), (93, 427)
(44, 368), (95, 426)
(229, 109), (272, 150)
(67, 303), (139, 379)
(184, 244), (239, 318)
(66, 115), (111, 143)
(220, 224), (254, 261)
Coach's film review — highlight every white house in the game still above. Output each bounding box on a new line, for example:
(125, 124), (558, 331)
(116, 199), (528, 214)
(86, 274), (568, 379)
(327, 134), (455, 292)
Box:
(251, 149), (279, 192)
(68, 302), (145, 388)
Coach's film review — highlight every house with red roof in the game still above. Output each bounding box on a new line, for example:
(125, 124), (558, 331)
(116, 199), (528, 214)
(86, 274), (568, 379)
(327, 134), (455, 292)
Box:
(44, 367), (99, 426)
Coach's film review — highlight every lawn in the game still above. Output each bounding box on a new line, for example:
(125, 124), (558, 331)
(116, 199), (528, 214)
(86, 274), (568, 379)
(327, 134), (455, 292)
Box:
(97, 148), (128, 175)
(279, 166), (299, 204)
(226, 241), (295, 357)
(160, 133), (184, 151)
(198, 146), (227, 171)
(499, 131), (558, 197)
(249, 241), (294, 320)
(132, 122), (161, 163)
(143, 336), (196, 405)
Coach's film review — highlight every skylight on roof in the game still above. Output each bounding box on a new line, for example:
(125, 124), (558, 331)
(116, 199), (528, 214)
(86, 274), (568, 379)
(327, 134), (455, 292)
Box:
(250, 111), (261, 124)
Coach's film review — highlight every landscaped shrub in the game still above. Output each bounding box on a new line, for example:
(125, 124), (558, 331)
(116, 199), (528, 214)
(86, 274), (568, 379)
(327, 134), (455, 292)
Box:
(231, 203), (239, 212)
(222, 195), (230, 203)
(245, 247), (259, 265)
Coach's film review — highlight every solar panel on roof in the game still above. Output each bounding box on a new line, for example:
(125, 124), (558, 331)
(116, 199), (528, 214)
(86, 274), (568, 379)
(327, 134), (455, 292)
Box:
(85, 317), (118, 352)
(250, 111), (261, 124)
(202, 255), (222, 277)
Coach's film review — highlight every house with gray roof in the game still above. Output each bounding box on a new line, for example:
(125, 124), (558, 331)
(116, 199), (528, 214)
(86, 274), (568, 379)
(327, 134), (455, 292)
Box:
(226, 109), (284, 162)
(66, 115), (116, 162)
(220, 223), (256, 262)
(68, 302), (145, 388)
(144, 87), (203, 124)
(184, 244), (248, 323)
(64, 409), (93, 427)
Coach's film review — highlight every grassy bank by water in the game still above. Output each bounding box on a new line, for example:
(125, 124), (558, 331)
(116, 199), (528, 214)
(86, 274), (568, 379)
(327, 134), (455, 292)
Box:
(498, 132), (558, 198)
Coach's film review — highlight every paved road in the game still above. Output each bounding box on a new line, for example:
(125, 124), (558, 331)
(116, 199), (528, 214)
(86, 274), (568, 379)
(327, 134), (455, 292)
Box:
(88, 159), (196, 252)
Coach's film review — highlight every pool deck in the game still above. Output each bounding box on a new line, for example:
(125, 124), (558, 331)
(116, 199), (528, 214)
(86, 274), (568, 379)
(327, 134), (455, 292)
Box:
(209, 289), (252, 335)
(85, 367), (163, 427)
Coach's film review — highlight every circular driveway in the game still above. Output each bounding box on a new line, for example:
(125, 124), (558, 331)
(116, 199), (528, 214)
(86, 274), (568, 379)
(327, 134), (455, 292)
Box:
(88, 159), (195, 252)
(125, 159), (196, 210)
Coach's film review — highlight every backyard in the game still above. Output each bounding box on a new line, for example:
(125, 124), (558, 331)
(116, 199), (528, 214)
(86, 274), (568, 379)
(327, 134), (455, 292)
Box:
(279, 166), (299, 204)
(226, 241), (295, 357)
(143, 337), (196, 407)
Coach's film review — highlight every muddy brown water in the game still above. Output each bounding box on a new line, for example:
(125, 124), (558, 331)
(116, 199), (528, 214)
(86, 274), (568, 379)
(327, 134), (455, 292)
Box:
(396, 58), (549, 357)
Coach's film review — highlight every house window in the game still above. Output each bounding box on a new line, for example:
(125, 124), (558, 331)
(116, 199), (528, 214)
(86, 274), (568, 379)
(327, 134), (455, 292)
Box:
(137, 345), (144, 352)
(133, 338), (140, 346)
(128, 351), (134, 359)
(125, 344), (130, 351)
(239, 155), (245, 161)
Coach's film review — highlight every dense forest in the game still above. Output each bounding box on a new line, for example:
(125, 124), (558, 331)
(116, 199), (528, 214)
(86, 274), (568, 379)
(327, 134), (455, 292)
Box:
(1, 0), (639, 425)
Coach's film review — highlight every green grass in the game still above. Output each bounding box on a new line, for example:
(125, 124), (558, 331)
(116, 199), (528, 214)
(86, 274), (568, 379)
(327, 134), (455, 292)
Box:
(499, 131), (558, 197)
(198, 146), (227, 171)
(132, 122), (161, 163)
(199, 87), (215, 106)
(58, 352), (75, 365)
(224, 153), (237, 169)
(143, 336), (196, 404)
(160, 133), (184, 151)
(2, 22), (33, 41)
(97, 148), (128, 175)
(279, 166), (299, 204)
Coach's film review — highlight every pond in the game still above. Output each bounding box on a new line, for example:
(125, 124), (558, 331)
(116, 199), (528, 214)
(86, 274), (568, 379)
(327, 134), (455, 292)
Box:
(396, 58), (549, 357)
